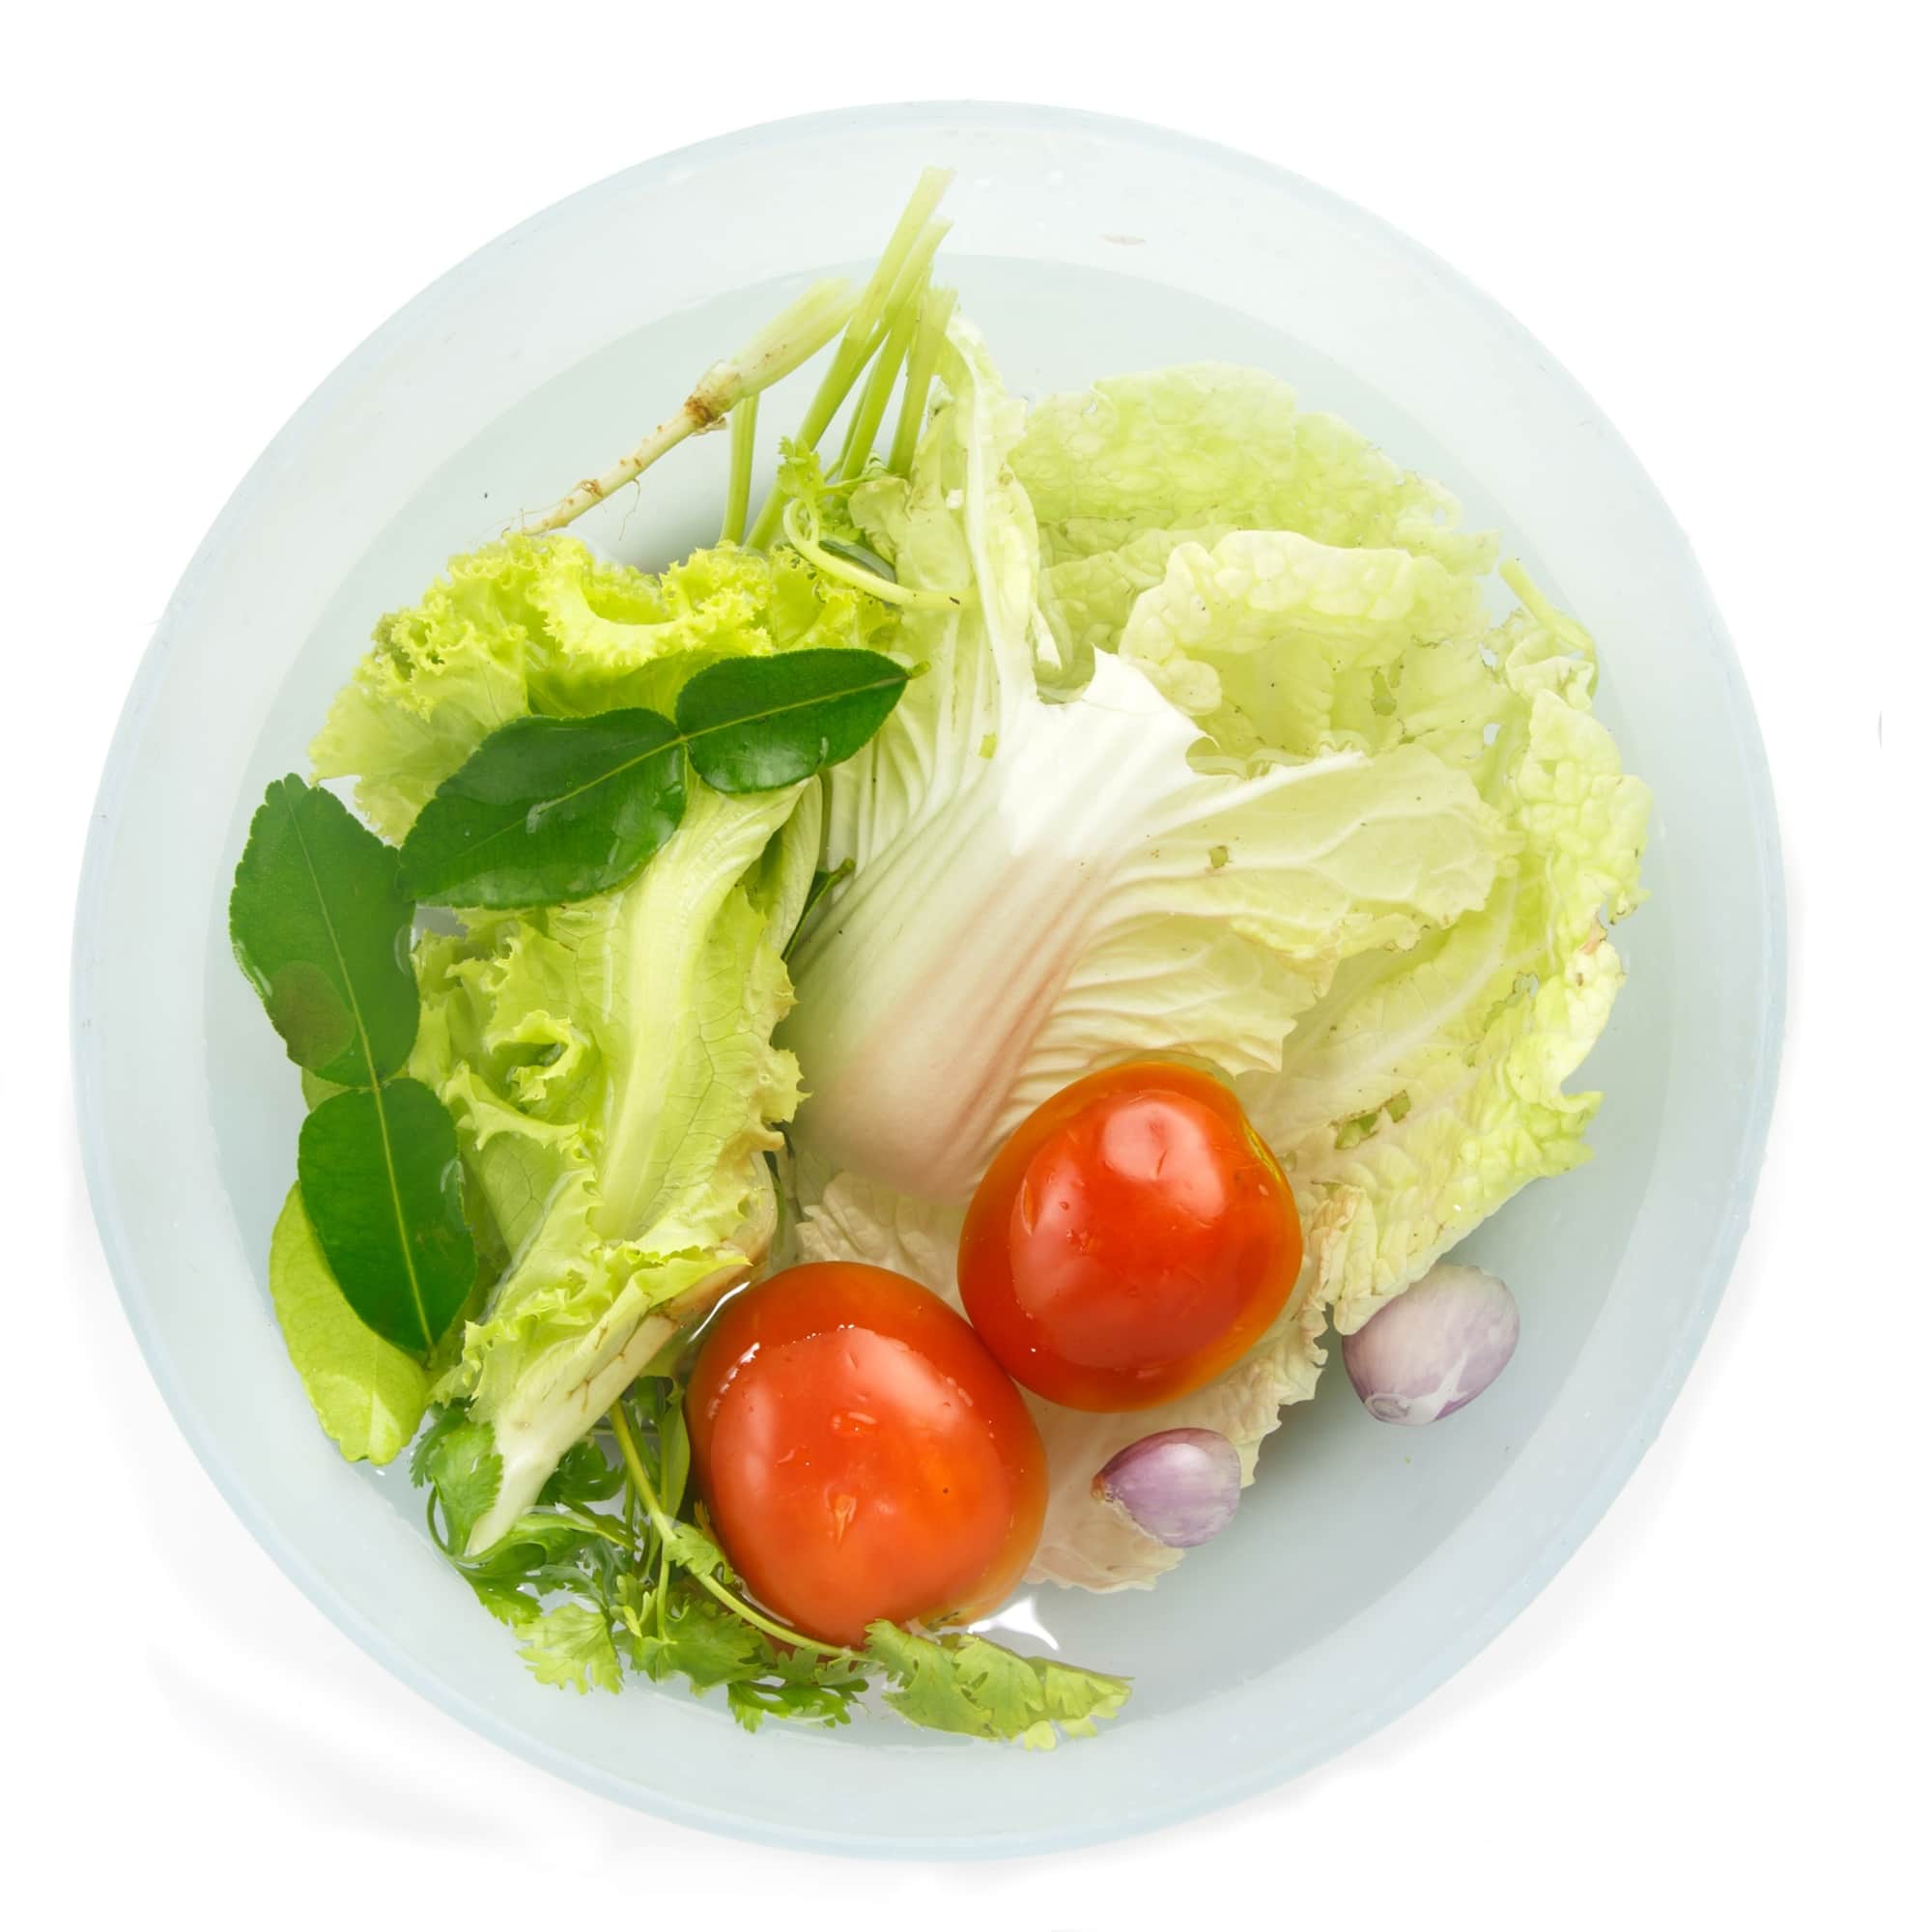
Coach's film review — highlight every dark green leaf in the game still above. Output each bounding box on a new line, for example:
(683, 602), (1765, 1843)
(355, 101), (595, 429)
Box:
(393, 653), (908, 911)
(464, 1511), (609, 1583)
(678, 648), (910, 792)
(630, 1588), (864, 1730)
(539, 1435), (625, 1508)
(230, 775), (417, 1086)
(398, 710), (685, 910)
(298, 1080), (477, 1354)
(660, 1518), (727, 1581)
(658, 1396), (692, 1519)
(724, 1676), (861, 1733)
(469, 1577), (542, 1630)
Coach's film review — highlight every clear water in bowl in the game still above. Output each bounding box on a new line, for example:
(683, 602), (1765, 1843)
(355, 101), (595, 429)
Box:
(202, 251), (1669, 1731)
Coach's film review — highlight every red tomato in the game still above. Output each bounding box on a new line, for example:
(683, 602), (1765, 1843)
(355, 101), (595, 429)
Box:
(686, 1263), (1046, 1648)
(958, 1062), (1303, 1411)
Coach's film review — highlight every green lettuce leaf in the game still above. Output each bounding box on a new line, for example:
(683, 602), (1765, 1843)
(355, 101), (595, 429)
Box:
(321, 534), (855, 1551)
(412, 779), (811, 1548)
(266, 1185), (428, 1463)
(311, 534), (895, 841)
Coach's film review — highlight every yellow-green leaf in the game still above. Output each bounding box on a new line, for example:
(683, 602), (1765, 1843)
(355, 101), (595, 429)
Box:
(266, 1187), (427, 1463)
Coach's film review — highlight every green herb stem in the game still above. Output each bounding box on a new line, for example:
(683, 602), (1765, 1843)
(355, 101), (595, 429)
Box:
(836, 243), (937, 483)
(721, 396), (758, 545)
(606, 1400), (864, 1666)
(746, 169), (952, 546)
(781, 499), (956, 610)
(887, 284), (957, 477)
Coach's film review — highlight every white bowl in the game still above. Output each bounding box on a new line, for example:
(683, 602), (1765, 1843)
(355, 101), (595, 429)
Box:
(72, 103), (1784, 1856)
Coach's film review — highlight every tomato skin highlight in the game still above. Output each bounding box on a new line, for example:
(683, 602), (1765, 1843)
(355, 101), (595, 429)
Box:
(686, 1263), (1046, 1648)
(958, 1062), (1303, 1411)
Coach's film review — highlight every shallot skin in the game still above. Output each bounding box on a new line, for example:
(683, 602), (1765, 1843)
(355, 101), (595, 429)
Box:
(1342, 1264), (1520, 1426)
(1094, 1428), (1243, 1548)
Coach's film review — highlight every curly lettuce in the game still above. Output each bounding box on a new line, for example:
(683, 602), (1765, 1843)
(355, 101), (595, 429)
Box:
(308, 533), (860, 1546)
(311, 534), (895, 841)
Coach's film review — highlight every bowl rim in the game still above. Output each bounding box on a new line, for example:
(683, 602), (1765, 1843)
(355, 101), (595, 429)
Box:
(71, 98), (1786, 1857)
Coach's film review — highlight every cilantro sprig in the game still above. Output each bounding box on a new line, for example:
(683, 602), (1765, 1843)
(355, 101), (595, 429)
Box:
(412, 1381), (1130, 1745)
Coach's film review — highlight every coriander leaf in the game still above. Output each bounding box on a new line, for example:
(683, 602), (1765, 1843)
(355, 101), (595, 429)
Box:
(660, 1518), (728, 1581)
(679, 648), (911, 793)
(517, 1603), (622, 1694)
(266, 1185), (428, 1463)
(413, 1410), (502, 1554)
(631, 1589), (766, 1690)
(465, 1510), (611, 1583)
(864, 1621), (1130, 1748)
(469, 1577), (542, 1630)
(539, 1435), (625, 1509)
(608, 1573), (653, 1667)
(408, 1403), (466, 1486)
(298, 1080), (477, 1354)
(230, 774), (417, 1086)
(635, 1590), (864, 1732)
(774, 441), (868, 550)
(726, 1675), (862, 1733)
(399, 709), (685, 910)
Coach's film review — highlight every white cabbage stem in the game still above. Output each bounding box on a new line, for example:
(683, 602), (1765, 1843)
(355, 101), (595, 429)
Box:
(785, 652), (1363, 1201)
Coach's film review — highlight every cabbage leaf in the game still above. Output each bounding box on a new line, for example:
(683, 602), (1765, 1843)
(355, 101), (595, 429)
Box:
(786, 328), (1509, 1204)
(783, 328), (1647, 1591)
(1238, 577), (1649, 1330)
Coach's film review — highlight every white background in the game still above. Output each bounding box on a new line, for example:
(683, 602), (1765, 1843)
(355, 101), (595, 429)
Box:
(8, 1), (1918, 1921)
